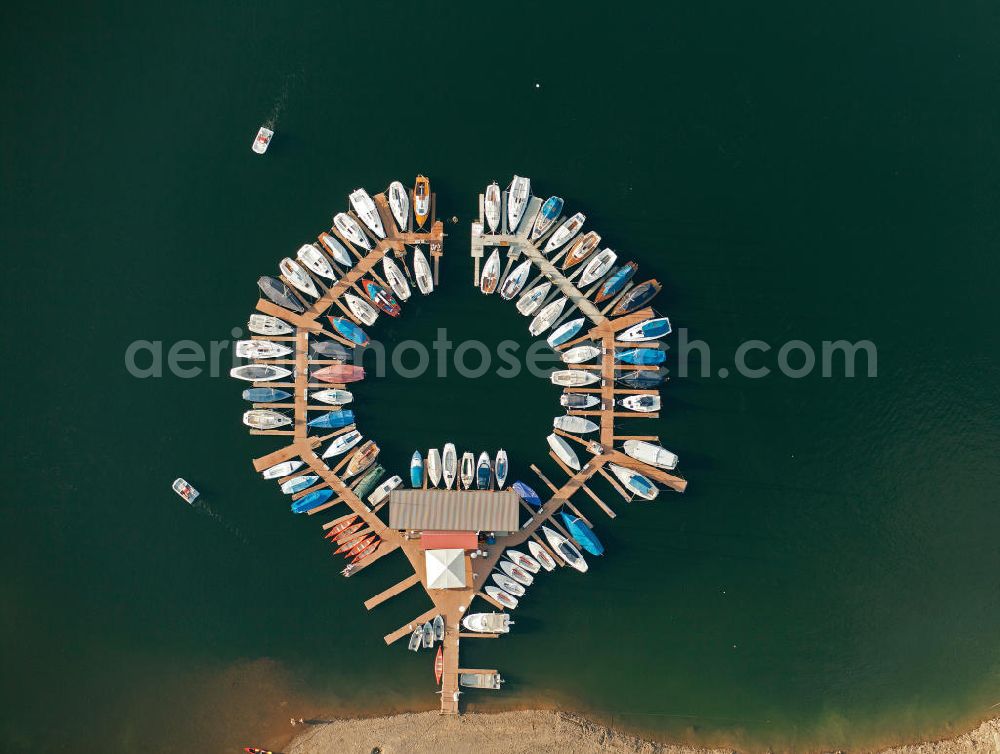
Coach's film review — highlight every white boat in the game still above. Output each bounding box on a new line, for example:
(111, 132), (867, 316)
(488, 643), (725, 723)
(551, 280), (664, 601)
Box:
(505, 549), (540, 574)
(499, 559), (534, 586)
(550, 369), (599, 387)
(319, 232), (353, 267)
(577, 249), (617, 287)
(297, 244), (337, 281)
(279, 258), (319, 298)
(528, 540), (556, 571)
(368, 475), (402, 506)
(343, 293), (379, 325)
(561, 345), (601, 364)
(547, 433), (581, 470)
(280, 474), (318, 494)
(262, 460), (304, 479)
(506, 175), (531, 231)
(484, 182), (501, 232)
(547, 317), (585, 348)
(247, 314), (292, 336)
(485, 585), (519, 609)
(333, 212), (371, 249)
(543, 212), (585, 252)
(499, 259), (533, 300)
(461, 612), (512, 633)
(560, 393), (600, 409)
(322, 430), (362, 459)
(620, 394), (661, 413)
(622, 440), (678, 470)
(618, 317), (673, 343)
(542, 525), (588, 572)
(311, 389), (353, 405)
(608, 463), (659, 500)
(235, 340), (292, 359)
(427, 448), (442, 487)
(554, 415), (599, 434)
(412, 246), (434, 294)
(349, 188), (386, 239)
(230, 364), (291, 382)
(491, 572), (525, 597)
(494, 449), (508, 489)
(460, 452), (475, 490)
(528, 296), (567, 336)
(172, 477), (199, 504)
(480, 249), (501, 294)
(251, 126), (273, 154)
(243, 409), (291, 430)
(382, 257), (411, 301)
(388, 181), (409, 230)
(442, 443), (457, 490)
(515, 281), (551, 316)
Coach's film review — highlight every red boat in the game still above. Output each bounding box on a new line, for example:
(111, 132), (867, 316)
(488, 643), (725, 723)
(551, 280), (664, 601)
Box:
(332, 522), (364, 544)
(350, 541), (380, 564)
(244, 748), (273, 754)
(313, 364), (365, 383)
(324, 516), (358, 539)
(334, 530), (369, 553)
(343, 534), (376, 558)
(361, 277), (401, 317)
(434, 646), (444, 685)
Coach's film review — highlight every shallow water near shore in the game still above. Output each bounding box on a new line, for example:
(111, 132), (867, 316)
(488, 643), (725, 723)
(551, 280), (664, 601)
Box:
(3, 2), (1000, 753)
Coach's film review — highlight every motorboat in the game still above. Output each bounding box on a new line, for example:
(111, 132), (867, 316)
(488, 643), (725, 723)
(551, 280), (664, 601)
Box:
(494, 449), (508, 489)
(368, 475), (402, 506)
(327, 317), (369, 346)
(353, 465), (385, 499)
(280, 474), (318, 494)
(459, 673), (503, 690)
(491, 572), (525, 597)
(547, 317), (585, 348)
(616, 348), (666, 365)
(279, 257), (319, 298)
(561, 231), (601, 270)
(530, 196), (564, 240)
(515, 281), (550, 316)
(512, 481), (541, 508)
(230, 364), (291, 382)
(257, 276), (305, 314)
(427, 448), (442, 487)
(312, 364), (365, 383)
(408, 627), (422, 652)
(460, 452), (475, 490)
(307, 409), (355, 429)
(559, 512), (604, 556)
(505, 549), (540, 574)
(546, 433), (581, 470)
(297, 243), (337, 281)
(618, 317), (673, 342)
(388, 180), (410, 230)
(441, 443), (457, 489)
(310, 341), (351, 361)
(620, 394), (661, 413)
(461, 612), (511, 633)
(479, 249), (501, 294)
(485, 585), (518, 609)
(261, 460), (303, 479)
(345, 441), (380, 478)
(560, 345), (601, 364)
(247, 314), (292, 336)
(543, 212), (585, 252)
(622, 440), (678, 470)
(242, 387), (291, 403)
(413, 175), (431, 228)
(361, 278), (401, 317)
(291, 488), (333, 514)
(506, 175), (531, 231)
(499, 259), (533, 300)
(319, 232), (353, 267)
(252, 126), (273, 154)
(382, 257), (411, 301)
(611, 279), (662, 315)
(236, 340), (291, 359)
(343, 293), (379, 325)
(333, 212), (371, 249)
(433, 614), (445, 641)
(322, 430), (362, 459)
(412, 246), (434, 294)
(349, 188), (385, 239)
(484, 182), (501, 232)
(541, 525), (588, 572)
(172, 478), (199, 504)
(528, 540), (556, 571)
(550, 369), (599, 387)
(499, 559), (534, 586)
(476, 451), (492, 489)
(422, 621), (435, 649)
(560, 393), (599, 409)
(593, 261), (638, 303)
(528, 296), (567, 336)
(577, 249), (617, 287)
(616, 369), (667, 389)
(410, 451), (423, 487)
(608, 463), (659, 500)
(553, 415), (599, 434)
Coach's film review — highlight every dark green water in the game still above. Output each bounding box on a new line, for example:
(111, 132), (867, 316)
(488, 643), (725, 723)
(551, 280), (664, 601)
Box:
(3, 2), (1000, 752)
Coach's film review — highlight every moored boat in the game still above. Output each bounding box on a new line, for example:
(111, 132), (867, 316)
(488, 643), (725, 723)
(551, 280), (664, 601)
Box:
(515, 280), (551, 316)
(494, 449), (508, 490)
(500, 559), (534, 586)
(460, 452), (475, 490)
(413, 175), (431, 228)
(297, 244), (337, 281)
(310, 341), (352, 361)
(333, 212), (371, 250)
(368, 475), (402, 506)
(618, 317), (673, 342)
(460, 672), (503, 690)
(530, 196), (564, 240)
(547, 317), (585, 348)
(479, 249), (501, 294)
(422, 621), (434, 648)
(252, 126), (273, 154)
(506, 549), (540, 574)
(561, 231), (601, 270)
(261, 459), (303, 479)
(322, 429), (363, 459)
(546, 433), (581, 470)
(230, 364), (291, 382)
(622, 439), (678, 470)
(312, 364), (365, 383)
(433, 614), (444, 641)
(352, 465), (385, 499)
(485, 585), (518, 609)
(325, 516), (358, 539)
(327, 317), (370, 346)
(349, 188), (385, 239)
(476, 451), (491, 489)
(551, 369), (600, 387)
(560, 392), (600, 409)
(388, 180), (410, 230)
(172, 478), (199, 504)
(541, 525), (588, 572)
(559, 511), (605, 556)
(528, 296), (567, 336)
(441, 443), (457, 489)
(236, 340), (291, 359)
(319, 232), (353, 267)
(280, 474), (318, 494)
(307, 409), (355, 429)
(427, 448), (442, 488)
(543, 212), (585, 252)
(616, 369), (668, 389)
(528, 540), (557, 571)
(410, 451), (423, 487)
(243, 409), (291, 430)
(561, 344), (601, 364)
(553, 415), (599, 434)
(382, 257), (411, 301)
(257, 276), (305, 314)
(611, 279), (662, 315)
(616, 348), (666, 365)
(506, 175), (531, 231)
(345, 440), (380, 478)
(461, 612), (512, 633)
(620, 394), (661, 413)
(484, 182), (501, 232)
(343, 293), (379, 325)
(434, 646), (444, 684)
(242, 387), (291, 403)
(491, 572), (525, 597)
(593, 261), (638, 303)
(499, 259), (533, 300)
(291, 488), (333, 514)
(361, 277), (401, 317)
(512, 480), (541, 508)
(412, 246), (434, 294)
(279, 257), (319, 298)
(577, 249), (617, 287)
(608, 463), (659, 500)
(248, 314), (292, 336)
(408, 627), (422, 651)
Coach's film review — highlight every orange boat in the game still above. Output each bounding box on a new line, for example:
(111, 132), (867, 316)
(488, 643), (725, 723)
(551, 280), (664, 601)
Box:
(413, 175), (431, 228)
(560, 231), (601, 270)
(343, 534), (376, 559)
(332, 522), (364, 544)
(350, 541), (379, 564)
(335, 531), (370, 554)
(344, 440), (379, 478)
(324, 515), (358, 539)
(434, 646), (444, 685)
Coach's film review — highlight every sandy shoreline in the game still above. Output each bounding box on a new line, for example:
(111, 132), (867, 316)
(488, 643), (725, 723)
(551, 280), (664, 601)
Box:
(283, 709), (1000, 754)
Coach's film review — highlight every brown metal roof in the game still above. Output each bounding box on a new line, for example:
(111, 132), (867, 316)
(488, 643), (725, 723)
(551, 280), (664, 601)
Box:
(388, 490), (520, 532)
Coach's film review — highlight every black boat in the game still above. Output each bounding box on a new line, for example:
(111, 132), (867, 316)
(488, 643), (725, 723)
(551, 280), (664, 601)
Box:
(310, 340), (352, 361)
(257, 275), (305, 314)
(611, 279), (662, 315)
(616, 368), (669, 389)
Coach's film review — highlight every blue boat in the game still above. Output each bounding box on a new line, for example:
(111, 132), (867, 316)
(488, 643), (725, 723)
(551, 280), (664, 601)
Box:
(594, 262), (637, 303)
(327, 316), (370, 346)
(512, 481), (542, 508)
(307, 409), (355, 429)
(410, 451), (423, 488)
(547, 317), (585, 348)
(620, 317), (672, 342)
(242, 387), (291, 403)
(476, 452), (491, 489)
(615, 348), (666, 365)
(291, 488), (333, 514)
(531, 196), (564, 239)
(559, 511), (605, 556)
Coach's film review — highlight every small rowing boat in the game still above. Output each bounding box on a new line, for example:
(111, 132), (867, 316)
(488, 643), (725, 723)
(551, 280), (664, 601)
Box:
(434, 646), (444, 685)
(530, 196), (564, 240)
(460, 452), (475, 490)
(242, 387), (291, 403)
(388, 180), (410, 230)
(547, 433), (581, 470)
(484, 182), (501, 232)
(577, 249), (617, 287)
(499, 258), (533, 300)
(333, 212), (371, 250)
(349, 188), (385, 239)
(551, 369), (600, 387)
(618, 317), (672, 342)
(257, 276), (305, 314)
(279, 257), (319, 298)
(480, 249), (501, 294)
(611, 279), (662, 315)
(528, 540), (556, 571)
(243, 410), (291, 430)
(322, 429), (362, 459)
(542, 525), (588, 572)
(544, 212), (585, 252)
(247, 314), (292, 336)
(229, 364), (291, 382)
(312, 364), (365, 383)
(494, 449), (508, 490)
(413, 175), (431, 228)
(476, 451), (491, 489)
(547, 317), (585, 348)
